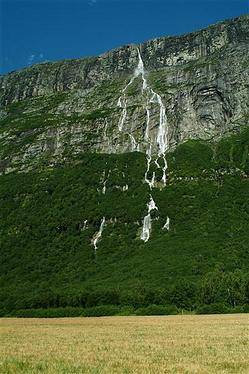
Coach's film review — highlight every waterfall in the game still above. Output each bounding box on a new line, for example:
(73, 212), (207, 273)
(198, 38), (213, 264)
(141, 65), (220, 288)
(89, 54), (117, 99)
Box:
(140, 195), (158, 242)
(117, 54), (144, 132)
(144, 146), (156, 189)
(117, 96), (128, 132)
(136, 48), (169, 188)
(117, 46), (170, 242)
(82, 220), (88, 231)
(92, 217), (105, 252)
(102, 180), (107, 194)
(163, 216), (170, 231)
(129, 133), (139, 152)
(117, 47), (169, 187)
(101, 170), (110, 195)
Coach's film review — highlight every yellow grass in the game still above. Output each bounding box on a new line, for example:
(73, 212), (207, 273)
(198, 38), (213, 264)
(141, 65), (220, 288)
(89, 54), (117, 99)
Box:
(0, 314), (249, 373)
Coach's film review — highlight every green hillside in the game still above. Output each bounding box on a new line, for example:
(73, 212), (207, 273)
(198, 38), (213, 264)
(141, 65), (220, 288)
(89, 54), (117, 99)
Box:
(1, 15), (249, 316)
(1, 126), (249, 315)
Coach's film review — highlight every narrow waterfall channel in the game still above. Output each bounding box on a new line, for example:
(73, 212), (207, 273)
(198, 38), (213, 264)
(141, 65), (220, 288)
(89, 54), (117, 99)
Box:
(116, 46), (171, 243)
(92, 217), (106, 253)
(140, 196), (158, 242)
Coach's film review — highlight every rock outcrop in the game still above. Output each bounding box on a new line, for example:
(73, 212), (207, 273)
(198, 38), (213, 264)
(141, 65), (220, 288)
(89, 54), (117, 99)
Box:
(0, 15), (248, 174)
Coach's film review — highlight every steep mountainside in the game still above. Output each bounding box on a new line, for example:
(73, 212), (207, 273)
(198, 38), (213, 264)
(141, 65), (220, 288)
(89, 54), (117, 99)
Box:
(1, 15), (249, 315)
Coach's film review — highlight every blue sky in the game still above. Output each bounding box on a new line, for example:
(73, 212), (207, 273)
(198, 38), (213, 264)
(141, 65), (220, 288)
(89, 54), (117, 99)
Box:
(0, 0), (248, 75)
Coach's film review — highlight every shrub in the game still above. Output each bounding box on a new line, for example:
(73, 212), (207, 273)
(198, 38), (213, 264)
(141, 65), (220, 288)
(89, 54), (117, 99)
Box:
(82, 305), (120, 317)
(117, 305), (135, 316)
(5, 307), (85, 318)
(242, 304), (249, 313)
(229, 306), (246, 313)
(135, 304), (177, 316)
(196, 303), (230, 315)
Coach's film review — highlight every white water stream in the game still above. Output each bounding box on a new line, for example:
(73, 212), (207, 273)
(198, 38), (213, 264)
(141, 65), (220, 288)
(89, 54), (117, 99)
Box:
(82, 220), (88, 231)
(101, 170), (111, 195)
(117, 46), (171, 242)
(93, 217), (106, 253)
(117, 47), (169, 188)
(129, 133), (140, 152)
(140, 195), (158, 242)
(163, 216), (170, 231)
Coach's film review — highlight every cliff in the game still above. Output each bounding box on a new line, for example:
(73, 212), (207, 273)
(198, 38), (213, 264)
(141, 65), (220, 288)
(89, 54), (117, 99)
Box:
(0, 15), (248, 174)
(1, 15), (249, 314)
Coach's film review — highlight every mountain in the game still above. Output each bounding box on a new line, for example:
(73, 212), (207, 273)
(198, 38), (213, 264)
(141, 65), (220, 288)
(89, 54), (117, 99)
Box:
(1, 15), (249, 315)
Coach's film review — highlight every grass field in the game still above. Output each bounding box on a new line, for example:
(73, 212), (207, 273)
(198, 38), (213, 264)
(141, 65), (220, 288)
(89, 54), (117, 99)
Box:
(0, 314), (249, 373)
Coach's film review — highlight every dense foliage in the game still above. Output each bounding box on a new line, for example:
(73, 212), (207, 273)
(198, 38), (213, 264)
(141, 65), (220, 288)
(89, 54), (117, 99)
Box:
(1, 127), (249, 316)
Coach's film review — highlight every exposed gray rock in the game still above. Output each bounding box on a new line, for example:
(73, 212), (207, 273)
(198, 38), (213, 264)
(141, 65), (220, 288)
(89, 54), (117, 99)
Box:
(0, 15), (248, 174)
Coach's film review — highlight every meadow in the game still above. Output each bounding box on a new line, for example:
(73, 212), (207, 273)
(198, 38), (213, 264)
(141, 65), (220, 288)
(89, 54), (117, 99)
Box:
(1, 314), (249, 373)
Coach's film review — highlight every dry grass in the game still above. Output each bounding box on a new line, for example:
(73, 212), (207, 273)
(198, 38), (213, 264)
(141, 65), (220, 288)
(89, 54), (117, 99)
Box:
(0, 314), (249, 373)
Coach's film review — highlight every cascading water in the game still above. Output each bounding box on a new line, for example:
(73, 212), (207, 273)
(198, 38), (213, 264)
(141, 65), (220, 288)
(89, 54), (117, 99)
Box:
(137, 48), (169, 188)
(102, 180), (107, 194)
(92, 217), (105, 253)
(82, 220), (88, 231)
(101, 170), (111, 195)
(163, 216), (170, 231)
(144, 145), (155, 189)
(117, 97), (127, 131)
(140, 195), (158, 242)
(117, 57), (144, 133)
(117, 46), (169, 187)
(117, 46), (170, 242)
(129, 134), (139, 152)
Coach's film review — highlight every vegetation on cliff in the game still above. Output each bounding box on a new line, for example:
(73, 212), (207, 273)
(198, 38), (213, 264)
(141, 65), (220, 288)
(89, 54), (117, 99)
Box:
(0, 15), (249, 316)
(1, 127), (249, 316)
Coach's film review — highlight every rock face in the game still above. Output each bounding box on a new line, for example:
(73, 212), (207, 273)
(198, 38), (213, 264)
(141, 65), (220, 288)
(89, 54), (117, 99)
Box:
(1, 15), (249, 312)
(0, 15), (248, 174)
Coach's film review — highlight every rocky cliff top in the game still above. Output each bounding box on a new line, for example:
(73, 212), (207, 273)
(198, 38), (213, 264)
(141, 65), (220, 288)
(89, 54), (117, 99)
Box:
(1, 15), (249, 305)
(1, 14), (248, 106)
(0, 14), (248, 176)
